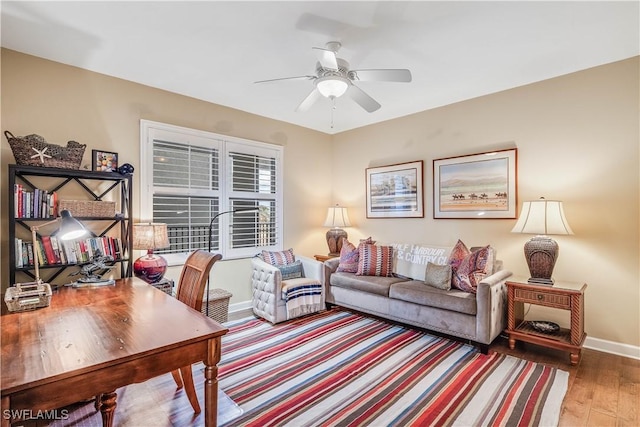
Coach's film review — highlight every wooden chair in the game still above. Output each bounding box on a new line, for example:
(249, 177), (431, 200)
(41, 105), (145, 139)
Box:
(171, 249), (223, 414)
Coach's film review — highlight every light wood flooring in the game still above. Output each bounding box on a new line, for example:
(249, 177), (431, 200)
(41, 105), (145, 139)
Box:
(24, 327), (640, 426)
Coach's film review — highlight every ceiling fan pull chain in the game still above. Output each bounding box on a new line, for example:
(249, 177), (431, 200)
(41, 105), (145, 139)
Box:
(330, 98), (337, 129)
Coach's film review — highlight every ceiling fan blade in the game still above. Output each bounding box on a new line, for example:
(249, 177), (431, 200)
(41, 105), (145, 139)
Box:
(350, 69), (412, 82)
(295, 88), (321, 112)
(254, 75), (316, 84)
(312, 47), (339, 71)
(348, 85), (381, 113)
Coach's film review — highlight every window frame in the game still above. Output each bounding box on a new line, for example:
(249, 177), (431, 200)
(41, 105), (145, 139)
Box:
(140, 120), (283, 264)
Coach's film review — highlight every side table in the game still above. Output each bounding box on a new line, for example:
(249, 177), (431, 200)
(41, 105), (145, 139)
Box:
(506, 278), (587, 365)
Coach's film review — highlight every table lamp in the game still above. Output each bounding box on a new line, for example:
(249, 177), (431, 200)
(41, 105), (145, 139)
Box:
(511, 197), (573, 285)
(133, 223), (170, 284)
(323, 205), (351, 256)
(31, 209), (88, 285)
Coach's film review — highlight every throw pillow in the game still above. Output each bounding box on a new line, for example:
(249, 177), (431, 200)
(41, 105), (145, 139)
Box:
(447, 239), (470, 272)
(261, 248), (296, 266)
(356, 244), (394, 277)
(424, 262), (452, 290)
(451, 245), (492, 293)
(359, 236), (376, 245)
(278, 260), (305, 280)
(336, 240), (359, 273)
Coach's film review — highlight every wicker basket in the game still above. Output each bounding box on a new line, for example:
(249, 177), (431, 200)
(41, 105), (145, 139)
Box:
(59, 200), (116, 218)
(201, 288), (232, 323)
(5, 130), (86, 169)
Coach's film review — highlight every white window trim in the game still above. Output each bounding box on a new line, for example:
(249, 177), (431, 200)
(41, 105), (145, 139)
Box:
(140, 120), (283, 264)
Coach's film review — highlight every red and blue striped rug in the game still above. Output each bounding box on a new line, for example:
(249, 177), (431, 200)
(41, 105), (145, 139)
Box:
(219, 308), (568, 426)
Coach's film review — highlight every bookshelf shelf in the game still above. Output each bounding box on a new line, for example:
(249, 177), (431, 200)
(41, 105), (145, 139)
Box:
(8, 164), (133, 287)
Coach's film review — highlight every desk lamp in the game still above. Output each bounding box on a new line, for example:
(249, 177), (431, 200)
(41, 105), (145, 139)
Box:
(31, 209), (88, 285)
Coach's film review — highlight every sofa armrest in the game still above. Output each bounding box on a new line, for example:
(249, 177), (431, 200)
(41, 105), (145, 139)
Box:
(475, 269), (512, 344)
(251, 258), (282, 323)
(298, 255), (324, 284)
(323, 257), (340, 290)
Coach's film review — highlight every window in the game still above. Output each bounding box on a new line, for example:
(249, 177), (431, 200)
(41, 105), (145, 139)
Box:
(140, 120), (283, 262)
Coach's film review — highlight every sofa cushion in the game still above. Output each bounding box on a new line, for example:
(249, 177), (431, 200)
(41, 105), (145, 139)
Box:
(330, 271), (406, 297)
(389, 280), (477, 315)
(357, 244), (394, 277)
(424, 262), (452, 290)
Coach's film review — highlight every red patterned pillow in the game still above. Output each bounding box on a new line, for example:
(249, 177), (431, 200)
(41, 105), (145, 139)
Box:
(261, 248), (295, 266)
(451, 245), (492, 293)
(447, 239), (470, 272)
(356, 244), (394, 277)
(337, 240), (359, 273)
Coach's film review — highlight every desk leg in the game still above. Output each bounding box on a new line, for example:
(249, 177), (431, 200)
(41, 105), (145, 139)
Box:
(98, 391), (117, 427)
(204, 337), (222, 427)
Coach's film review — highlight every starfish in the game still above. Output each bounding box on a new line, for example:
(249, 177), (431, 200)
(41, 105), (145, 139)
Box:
(30, 147), (52, 163)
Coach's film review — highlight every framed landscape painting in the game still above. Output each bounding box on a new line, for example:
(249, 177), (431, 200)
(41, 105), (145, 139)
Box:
(433, 148), (517, 219)
(366, 161), (424, 218)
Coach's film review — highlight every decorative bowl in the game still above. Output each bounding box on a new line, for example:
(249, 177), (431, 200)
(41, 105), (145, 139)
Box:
(529, 320), (560, 334)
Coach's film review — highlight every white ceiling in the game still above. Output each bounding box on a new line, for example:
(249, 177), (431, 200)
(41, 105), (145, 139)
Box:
(1, 1), (638, 135)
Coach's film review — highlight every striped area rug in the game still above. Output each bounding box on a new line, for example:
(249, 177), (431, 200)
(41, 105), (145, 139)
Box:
(220, 308), (568, 427)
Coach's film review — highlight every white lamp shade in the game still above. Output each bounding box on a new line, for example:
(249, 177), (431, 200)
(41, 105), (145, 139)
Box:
(323, 206), (351, 228)
(511, 199), (574, 235)
(133, 223), (170, 250)
(316, 76), (349, 98)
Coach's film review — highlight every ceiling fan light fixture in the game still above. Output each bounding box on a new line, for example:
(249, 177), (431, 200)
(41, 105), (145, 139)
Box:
(315, 76), (349, 99)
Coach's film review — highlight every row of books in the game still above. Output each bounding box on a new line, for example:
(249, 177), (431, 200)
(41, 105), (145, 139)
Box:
(15, 236), (123, 267)
(14, 184), (59, 219)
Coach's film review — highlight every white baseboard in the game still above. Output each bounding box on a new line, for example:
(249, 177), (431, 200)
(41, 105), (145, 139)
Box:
(584, 336), (640, 360)
(228, 300), (253, 321)
(226, 300), (640, 360)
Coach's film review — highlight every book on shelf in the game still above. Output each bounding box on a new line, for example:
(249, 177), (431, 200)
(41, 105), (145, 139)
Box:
(14, 235), (123, 268)
(13, 184), (58, 219)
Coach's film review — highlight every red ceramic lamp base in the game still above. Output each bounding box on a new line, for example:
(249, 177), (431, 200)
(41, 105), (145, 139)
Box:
(133, 250), (167, 284)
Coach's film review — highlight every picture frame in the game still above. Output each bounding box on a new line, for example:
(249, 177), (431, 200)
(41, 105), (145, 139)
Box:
(433, 148), (517, 219)
(92, 150), (118, 172)
(366, 160), (424, 218)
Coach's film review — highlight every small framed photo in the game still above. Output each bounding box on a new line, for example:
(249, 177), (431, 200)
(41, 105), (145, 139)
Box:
(92, 150), (118, 172)
(366, 160), (424, 218)
(433, 148), (517, 219)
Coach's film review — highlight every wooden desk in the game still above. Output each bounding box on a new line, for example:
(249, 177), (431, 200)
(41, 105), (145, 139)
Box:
(1, 278), (228, 427)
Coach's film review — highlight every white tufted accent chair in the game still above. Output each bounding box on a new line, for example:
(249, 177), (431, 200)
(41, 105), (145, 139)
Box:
(251, 255), (325, 324)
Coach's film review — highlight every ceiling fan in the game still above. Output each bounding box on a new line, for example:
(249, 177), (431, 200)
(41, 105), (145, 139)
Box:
(254, 41), (412, 113)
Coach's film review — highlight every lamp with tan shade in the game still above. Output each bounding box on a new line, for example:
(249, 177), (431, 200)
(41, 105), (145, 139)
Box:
(511, 197), (574, 285)
(323, 205), (351, 256)
(133, 223), (170, 284)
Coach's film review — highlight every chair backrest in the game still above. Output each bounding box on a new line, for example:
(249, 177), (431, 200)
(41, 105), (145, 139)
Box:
(175, 249), (223, 310)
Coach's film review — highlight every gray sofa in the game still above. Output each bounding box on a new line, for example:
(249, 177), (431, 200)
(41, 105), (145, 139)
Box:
(323, 245), (512, 349)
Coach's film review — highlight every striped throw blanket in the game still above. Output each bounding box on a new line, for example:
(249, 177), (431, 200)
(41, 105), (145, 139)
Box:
(281, 278), (323, 319)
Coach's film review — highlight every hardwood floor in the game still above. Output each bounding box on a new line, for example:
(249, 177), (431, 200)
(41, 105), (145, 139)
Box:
(24, 331), (639, 426)
(491, 336), (640, 427)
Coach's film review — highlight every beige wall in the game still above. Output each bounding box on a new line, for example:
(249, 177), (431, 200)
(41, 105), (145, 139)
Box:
(0, 49), (333, 304)
(332, 57), (639, 348)
(2, 49), (638, 348)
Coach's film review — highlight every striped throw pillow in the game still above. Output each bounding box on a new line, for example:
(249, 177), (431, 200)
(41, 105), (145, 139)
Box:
(261, 248), (296, 266)
(356, 244), (394, 277)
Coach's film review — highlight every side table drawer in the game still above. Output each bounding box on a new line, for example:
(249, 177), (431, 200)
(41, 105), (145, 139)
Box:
(514, 288), (571, 309)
